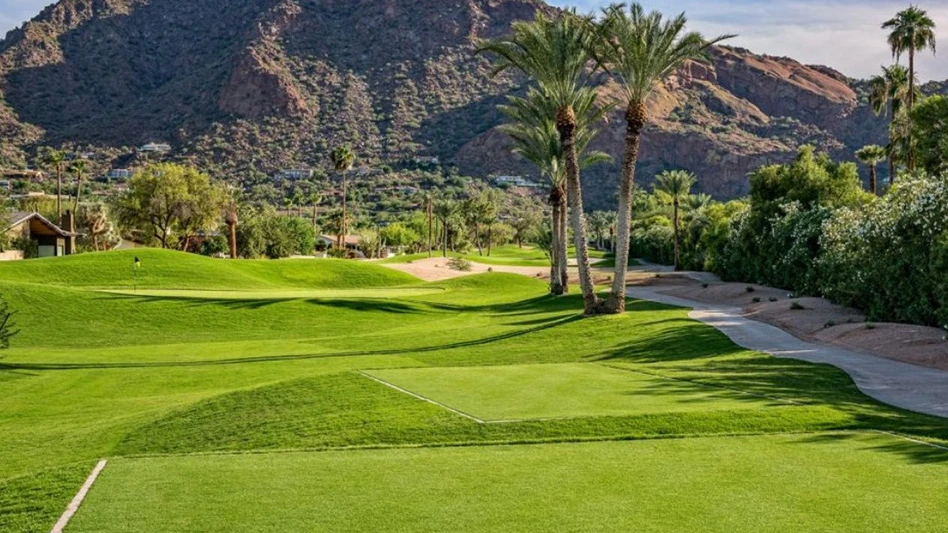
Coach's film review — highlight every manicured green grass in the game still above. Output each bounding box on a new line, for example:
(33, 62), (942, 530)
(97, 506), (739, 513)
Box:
(72, 433), (948, 533)
(366, 363), (781, 420)
(2, 249), (948, 532)
(100, 287), (445, 300)
(0, 248), (418, 289)
(380, 244), (608, 267)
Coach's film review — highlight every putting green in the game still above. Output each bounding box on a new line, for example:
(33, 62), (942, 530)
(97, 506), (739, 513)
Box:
(365, 363), (782, 421)
(99, 287), (445, 300)
(68, 433), (948, 532)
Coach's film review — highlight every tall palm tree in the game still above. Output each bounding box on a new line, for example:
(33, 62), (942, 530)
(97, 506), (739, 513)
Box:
(855, 145), (887, 194)
(478, 10), (607, 314)
(309, 191), (322, 230)
(69, 158), (88, 215)
(424, 192), (434, 258)
(587, 211), (610, 250)
(883, 6), (937, 170)
(654, 170), (696, 271)
(330, 145), (356, 247)
(433, 198), (458, 257)
(498, 88), (610, 295)
(41, 148), (66, 220)
(868, 64), (912, 180)
(599, 3), (732, 311)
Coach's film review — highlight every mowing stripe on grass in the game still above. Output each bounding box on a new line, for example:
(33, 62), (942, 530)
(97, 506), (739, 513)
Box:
(50, 459), (107, 533)
(357, 371), (486, 423)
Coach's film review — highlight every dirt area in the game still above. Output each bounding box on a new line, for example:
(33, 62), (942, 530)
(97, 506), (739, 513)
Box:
(383, 257), (615, 284)
(629, 271), (948, 371)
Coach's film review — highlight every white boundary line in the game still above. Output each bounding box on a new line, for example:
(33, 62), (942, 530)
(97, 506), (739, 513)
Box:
(874, 431), (948, 452)
(357, 371), (486, 423)
(51, 459), (108, 533)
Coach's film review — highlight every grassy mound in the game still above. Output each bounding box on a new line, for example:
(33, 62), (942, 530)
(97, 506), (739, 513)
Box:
(0, 249), (418, 290)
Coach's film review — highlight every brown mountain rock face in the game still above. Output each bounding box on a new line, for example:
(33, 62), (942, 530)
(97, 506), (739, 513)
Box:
(0, 0), (933, 206)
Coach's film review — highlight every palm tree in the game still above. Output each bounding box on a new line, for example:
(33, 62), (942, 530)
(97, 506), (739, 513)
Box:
(330, 145), (356, 247)
(40, 148), (66, 220)
(498, 88), (610, 295)
(868, 64), (913, 180)
(433, 198), (458, 257)
(478, 10), (606, 314)
(587, 211), (610, 250)
(424, 192), (434, 258)
(599, 3), (733, 312)
(883, 6), (937, 170)
(69, 159), (88, 214)
(654, 170), (696, 271)
(855, 145), (887, 194)
(309, 191), (322, 230)
(603, 210), (618, 252)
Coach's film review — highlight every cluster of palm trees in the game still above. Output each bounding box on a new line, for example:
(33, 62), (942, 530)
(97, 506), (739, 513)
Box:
(479, 3), (732, 314)
(858, 6), (937, 192)
(38, 147), (89, 223)
(430, 189), (501, 258)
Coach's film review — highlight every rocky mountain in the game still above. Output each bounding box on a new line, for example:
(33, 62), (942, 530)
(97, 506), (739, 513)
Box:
(0, 0), (940, 208)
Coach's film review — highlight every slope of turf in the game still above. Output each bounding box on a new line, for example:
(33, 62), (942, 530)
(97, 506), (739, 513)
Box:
(0, 248), (418, 289)
(72, 434), (948, 533)
(380, 245), (608, 267)
(2, 255), (948, 532)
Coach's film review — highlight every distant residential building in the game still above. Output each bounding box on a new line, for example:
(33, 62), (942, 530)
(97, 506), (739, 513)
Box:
(107, 169), (134, 181)
(413, 156), (440, 166)
(139, 143), (172, 154)
(2, 211), (79, 259)
(493, 175), (540, 188)
(278, 169), (315, 181)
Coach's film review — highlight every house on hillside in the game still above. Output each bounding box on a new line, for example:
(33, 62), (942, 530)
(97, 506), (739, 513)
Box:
(2, 211), (80, 260)
(317, 234), (362, 252)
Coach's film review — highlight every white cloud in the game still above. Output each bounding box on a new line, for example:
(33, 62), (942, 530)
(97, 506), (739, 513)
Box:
(554, 0), (948, 80)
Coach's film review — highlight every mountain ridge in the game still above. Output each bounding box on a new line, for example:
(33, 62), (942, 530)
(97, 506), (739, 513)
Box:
(1, 0), (944, 207)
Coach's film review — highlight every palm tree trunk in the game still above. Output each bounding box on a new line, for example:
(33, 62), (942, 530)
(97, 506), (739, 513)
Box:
(549, 201), (564, 295)
(908, 49), (916, 171)
(608, 103), (646, 314)
(442, 220), (447, 258)
(673, 200), (682, 271)
(557, 107), (599, 314)
(340, 172), (348, 248)
(56, 167), (63, 221)
(557, 194), (569, 294)
(312, 205), (318, 230)
(487, 224), (493, 256)
(869, 165), (877, 195)
(427, 199), (433, 259)
(72, 174), (83, 214)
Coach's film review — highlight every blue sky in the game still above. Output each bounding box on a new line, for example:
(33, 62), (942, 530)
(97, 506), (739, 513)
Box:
(1, 0), (945, 80)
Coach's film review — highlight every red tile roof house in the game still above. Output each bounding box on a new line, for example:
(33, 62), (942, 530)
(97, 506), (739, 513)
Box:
(2, 211), (80, 260)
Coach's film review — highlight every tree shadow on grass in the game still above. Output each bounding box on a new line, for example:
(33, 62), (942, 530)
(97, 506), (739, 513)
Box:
(789, 431), (948, 465)
(0, 315), (584, 371)
(591, 321), (744, 363)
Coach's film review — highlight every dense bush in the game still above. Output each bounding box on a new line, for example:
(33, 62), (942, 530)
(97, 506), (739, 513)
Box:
(626, 146), (948, 328)
(820, 173), (948, 325)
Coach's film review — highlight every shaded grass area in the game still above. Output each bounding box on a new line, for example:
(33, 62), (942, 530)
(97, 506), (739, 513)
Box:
(73, 434), (948, 533)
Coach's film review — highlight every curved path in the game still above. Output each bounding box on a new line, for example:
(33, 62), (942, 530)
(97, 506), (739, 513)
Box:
(627, 285), (948, 419)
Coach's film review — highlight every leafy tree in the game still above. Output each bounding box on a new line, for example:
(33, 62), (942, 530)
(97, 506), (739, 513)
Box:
(113, 163), (228, 250)
(587, 211), (611, 250)
(479, 10), (605, 313)
(79, 203), (117, 251)
(234, 207), (316, 259)
(855, 145), (888, 194)
(330, 145), (357, 246)
(598, 2), (732, 311)
(509, 207), (543, 249)
(380, 223), (420, 251)
(882, 6), (937, 170)
(654, 170), (697, 271)
(911, 95), (948, 175)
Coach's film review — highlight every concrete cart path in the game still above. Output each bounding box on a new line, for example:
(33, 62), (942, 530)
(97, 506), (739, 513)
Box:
(627, 286), (948, 419)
